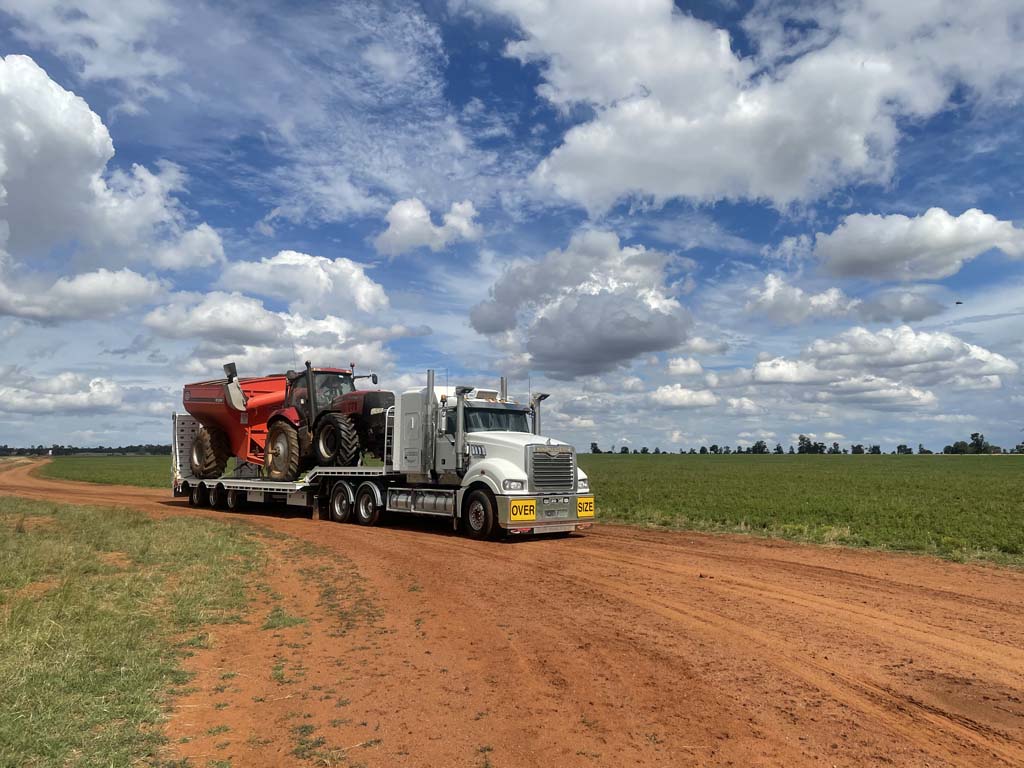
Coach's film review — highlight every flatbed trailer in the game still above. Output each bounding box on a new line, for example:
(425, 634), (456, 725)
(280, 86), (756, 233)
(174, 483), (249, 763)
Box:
(172, 412), (594, 536)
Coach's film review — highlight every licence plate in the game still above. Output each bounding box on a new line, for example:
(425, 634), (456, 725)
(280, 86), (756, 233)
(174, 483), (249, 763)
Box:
(577, 496), (595, 518)
(510, 498), (536, 522)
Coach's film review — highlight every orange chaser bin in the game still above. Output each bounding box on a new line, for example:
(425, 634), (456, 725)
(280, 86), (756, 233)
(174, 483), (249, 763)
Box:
(182, 375), (288, 466)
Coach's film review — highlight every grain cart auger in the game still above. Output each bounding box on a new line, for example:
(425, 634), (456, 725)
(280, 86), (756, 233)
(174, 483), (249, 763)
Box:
(181, 361), (393, 481)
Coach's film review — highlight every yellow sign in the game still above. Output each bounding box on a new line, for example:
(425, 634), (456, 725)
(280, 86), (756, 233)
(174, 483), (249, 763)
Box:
(577, 497), (595, 518)
(509, 498), (536, 522)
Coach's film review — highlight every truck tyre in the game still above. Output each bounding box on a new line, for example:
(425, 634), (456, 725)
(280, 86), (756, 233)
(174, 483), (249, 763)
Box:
(188, 483), (209, 507)
(208, 484), (226, 509)
(265, 421), (300, 481)
(225, 489), (244, 512)
(354, 482), (382, 526)
(463, 488), (499, 541)
(190, 426), (230, 479)
(315, 413), (360, 466)
(329, 482), (354, 523)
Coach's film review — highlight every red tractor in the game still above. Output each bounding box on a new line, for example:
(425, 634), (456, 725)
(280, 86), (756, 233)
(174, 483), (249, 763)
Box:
(182, 362), (394, 482)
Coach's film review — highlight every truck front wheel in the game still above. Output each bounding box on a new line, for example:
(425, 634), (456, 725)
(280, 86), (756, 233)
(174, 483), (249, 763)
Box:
(463, 489), (499, 540)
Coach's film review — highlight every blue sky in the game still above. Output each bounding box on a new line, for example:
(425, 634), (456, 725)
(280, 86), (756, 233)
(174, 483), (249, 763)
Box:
(1, 0), (1023, 452)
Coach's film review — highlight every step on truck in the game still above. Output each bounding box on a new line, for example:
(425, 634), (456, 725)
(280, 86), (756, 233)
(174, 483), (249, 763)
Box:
(172, 369), (595, 538)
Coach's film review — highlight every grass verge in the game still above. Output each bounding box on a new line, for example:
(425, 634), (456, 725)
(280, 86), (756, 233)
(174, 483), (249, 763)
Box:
(0, 495), (263, 768)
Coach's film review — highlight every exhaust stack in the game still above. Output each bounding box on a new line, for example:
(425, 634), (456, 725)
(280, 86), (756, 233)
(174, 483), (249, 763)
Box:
(455, 385), (473, 475)
(425, 369), (436, 475)
(499, 376), (508, 401)
(531, 392), (550, 436)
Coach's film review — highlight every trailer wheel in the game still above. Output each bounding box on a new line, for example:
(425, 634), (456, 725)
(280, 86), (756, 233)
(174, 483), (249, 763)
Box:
(265, 421), (300, 481)
(190, 426), (230, 479)
(463, 488), (499, 540)
(189, 483), (209, 508)
(208, 484), (226, 509)
(330, 482), (355, 523)
(354, 482), (382, 526)
(225, 489), (243, 512)
(315, 413), (360, 466)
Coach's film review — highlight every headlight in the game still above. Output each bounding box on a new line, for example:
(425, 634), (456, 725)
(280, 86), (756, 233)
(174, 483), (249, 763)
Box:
(468, 443), (487, 458)
(577, 476), (589, 492)
(502, 479), (526, 491)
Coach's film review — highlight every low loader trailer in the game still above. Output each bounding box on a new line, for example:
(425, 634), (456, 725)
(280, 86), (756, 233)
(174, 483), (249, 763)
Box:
(173, 369), (595, 539)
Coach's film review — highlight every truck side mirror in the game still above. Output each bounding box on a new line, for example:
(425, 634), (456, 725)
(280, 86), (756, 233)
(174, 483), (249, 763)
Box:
(371, 373), (378, 385)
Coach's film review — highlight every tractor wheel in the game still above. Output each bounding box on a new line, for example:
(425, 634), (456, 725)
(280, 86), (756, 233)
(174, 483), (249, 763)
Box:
(462, 488), (499, 541)
(264, 421), (300, 481)
(315, 413), (361, 467)
(190, 426), (230, 479)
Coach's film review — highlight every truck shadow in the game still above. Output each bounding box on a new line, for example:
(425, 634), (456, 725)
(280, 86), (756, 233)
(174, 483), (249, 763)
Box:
(159, 499), (581, 542)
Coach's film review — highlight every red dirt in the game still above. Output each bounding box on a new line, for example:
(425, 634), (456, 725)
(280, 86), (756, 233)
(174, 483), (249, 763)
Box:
(2, 459), (1023, 767)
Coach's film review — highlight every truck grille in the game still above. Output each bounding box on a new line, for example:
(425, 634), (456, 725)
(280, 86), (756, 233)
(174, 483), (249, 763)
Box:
(529, 446), (576, 492)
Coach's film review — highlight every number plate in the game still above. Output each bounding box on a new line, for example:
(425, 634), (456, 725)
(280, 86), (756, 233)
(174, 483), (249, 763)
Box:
(576, 496), (595, 518)
(510, 498), (537, 522)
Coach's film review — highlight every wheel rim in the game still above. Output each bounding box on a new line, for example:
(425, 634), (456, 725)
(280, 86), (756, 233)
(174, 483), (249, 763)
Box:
(358, 493), (373, 521)
(270, 433), (289, 472)
(332, 490), (349, 520)
(318, 424), (337, 459)
(191, 443), (203, 468)
(468, 499), (486, 531)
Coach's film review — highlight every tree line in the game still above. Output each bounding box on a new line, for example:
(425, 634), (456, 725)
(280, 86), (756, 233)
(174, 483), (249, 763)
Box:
(0, 444), (172, 457)
(590, 433), (1019, 456)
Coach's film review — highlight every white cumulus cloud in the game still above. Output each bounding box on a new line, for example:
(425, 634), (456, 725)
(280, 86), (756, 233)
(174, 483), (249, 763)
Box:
(652, 384), (719, 409)
(746, 273), (860, 325)
(815, 207), (1024, 280)
(374, 198), (481, 256)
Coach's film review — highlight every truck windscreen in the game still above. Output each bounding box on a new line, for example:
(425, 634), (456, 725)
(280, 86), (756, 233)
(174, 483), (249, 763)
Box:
(447, 408), (532, 434)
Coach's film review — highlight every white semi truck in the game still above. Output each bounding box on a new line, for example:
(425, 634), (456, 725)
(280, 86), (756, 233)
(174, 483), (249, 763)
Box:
(172, 370), (595, 538)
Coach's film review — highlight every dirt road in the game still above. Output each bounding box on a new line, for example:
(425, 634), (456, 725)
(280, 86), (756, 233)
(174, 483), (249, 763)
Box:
(3, 460), (1023, 767)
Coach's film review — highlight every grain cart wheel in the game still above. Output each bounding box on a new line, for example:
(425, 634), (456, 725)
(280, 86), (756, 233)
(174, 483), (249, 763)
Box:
(190, 426), (230, 479)
(463, 488), (499, 541)
(264, 421), (300, 481)
(354, 482), (382, 526)
(315, 413), (361, 466)
(208, 484), (226, 509)
(189, 483), (209, 507)
(329, 482), (354, 523)
(225, 489), (243, 512)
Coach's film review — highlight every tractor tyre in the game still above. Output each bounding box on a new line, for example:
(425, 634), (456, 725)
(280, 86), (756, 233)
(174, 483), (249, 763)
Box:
(315, 413), (361, 467)
(264, 421), (300, 481)
(190, 426), (230, 479)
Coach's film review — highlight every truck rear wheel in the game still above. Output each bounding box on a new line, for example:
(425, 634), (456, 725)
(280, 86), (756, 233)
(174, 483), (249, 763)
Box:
(354, 482), (382, 526)
(208, 484), (226, 509)
(330, 482), (354, 523)
(225, 489), (243, 512)
(315, 413), (360, 466)
(188, 483), (209, 507)
(265, 421), (300, 481)
(463, 488), (499, 540)
(190, 426), (230, 479)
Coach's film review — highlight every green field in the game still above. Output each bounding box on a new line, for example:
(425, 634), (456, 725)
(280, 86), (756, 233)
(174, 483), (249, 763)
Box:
(0, 495), (263, 767)
(38, 453), (1024, 566)
(579, 454), (1023, 565)
(38, 455), (171, 488)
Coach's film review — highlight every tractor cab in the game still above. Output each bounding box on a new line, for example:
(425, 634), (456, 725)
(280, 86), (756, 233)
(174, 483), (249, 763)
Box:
(285, 367), (357, 417)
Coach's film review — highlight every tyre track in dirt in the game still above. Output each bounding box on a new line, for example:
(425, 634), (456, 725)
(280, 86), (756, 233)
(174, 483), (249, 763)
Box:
(3, 459), (1023, 767)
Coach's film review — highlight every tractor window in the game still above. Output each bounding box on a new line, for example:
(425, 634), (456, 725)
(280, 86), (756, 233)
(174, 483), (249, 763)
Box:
(314, 373), (354, 405)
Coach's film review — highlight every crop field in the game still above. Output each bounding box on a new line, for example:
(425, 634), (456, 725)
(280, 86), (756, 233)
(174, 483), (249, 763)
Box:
(37, 455), (171, 488)
(580, 454), (1023, 564)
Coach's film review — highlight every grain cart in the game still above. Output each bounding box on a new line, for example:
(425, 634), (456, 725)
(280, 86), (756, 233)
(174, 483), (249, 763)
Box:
(173, 369), (595, 539)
